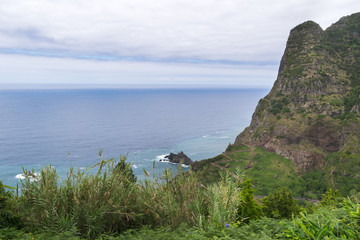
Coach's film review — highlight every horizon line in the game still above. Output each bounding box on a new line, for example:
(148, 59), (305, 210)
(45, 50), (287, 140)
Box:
(0, 83), (272, 90)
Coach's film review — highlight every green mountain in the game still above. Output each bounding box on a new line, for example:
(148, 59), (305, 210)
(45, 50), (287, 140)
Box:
(194, 12), (360, 197)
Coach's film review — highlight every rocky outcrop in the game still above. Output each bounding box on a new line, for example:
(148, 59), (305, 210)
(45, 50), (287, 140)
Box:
(163, 152), (194, 165)
(234, 12), (360, 172)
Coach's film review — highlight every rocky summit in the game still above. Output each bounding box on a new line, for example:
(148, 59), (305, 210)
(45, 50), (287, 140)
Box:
(194, 13), (360, 196)
(234, 12), (360, 173)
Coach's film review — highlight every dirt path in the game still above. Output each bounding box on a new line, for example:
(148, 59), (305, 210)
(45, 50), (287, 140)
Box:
(210, 162), (238, 178)
(209, 144), (255, 178)
(209, 143), (320, 204)
(262, 98), (271, 104)
(255, 195), (319, 204)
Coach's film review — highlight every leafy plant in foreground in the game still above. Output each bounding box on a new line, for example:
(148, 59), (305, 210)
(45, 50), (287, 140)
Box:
(281, 203), (360, 239)
(0, 181), (20, 228)
(206, 171), (242, 228)
(18, 157), (141, 239)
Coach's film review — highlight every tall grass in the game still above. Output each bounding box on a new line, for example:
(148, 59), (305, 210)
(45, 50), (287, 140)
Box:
(17, 157), (143, 238)
(206, 171), (242, 227)
(139, 165), (210, 228)
(3, 159), (360, 239)
(13, 157), (244, 239)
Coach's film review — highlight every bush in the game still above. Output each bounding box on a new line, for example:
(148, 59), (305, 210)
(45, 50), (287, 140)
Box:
(343, 86), (360, 116)
(319, 188), (341, 207)
(262, 188), (299, 219)
(302, 170), (328, 197)
(237, 178), (262, 221)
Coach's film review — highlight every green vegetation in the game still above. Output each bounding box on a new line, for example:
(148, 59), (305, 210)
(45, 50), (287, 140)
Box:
(0, 182), (20, 229)
(0, 160), (360, 239)
(237, 179), (262, 221)
(269, 97), (290, 115)
(301, 170), (328, 197)
(323, 150), (360, 196)
(0, 157), (245, 239)
(343, 86), (360, 115)
(262, 188), (299, 219)
(194, 145), (305, 196)
(227, 13), (360, 208)
(196, 142), (360, 200)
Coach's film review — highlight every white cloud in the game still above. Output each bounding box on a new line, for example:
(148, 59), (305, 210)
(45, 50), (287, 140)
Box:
(0, 0), (359, 86)
(1, 0), (359, 61)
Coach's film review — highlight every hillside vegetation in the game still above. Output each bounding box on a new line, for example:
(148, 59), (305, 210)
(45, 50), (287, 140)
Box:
(0, 158), (360, 239)
(195, 12), (360, 196)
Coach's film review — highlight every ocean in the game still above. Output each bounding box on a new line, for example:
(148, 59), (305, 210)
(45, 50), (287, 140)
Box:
(0, 88), (268, 187)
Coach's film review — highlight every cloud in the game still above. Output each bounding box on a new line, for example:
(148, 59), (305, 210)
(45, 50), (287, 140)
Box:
(0, 0), (359, 86)
(1, 0), (359, 62)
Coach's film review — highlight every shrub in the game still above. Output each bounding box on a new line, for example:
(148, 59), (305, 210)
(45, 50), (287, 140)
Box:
(262, 188), (299, 219)
(237, 178), (262, 221)
(319, 188), (341, 207)
(302, 170), (328, 197)
(330, 98), (343, 107)
(344, 86), (360, 114)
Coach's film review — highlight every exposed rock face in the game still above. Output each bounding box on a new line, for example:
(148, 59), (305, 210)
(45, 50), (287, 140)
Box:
(234, 13), (360, 172)
(164, 152), (194, 165)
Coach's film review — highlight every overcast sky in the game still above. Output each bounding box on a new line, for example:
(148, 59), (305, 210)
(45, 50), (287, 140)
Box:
(0, 0), (359, 88)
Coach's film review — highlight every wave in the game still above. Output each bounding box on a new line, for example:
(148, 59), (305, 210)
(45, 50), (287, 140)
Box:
(156, 154), (169, 162)
(15, 173), (25, 180)
(15, 172), (38, 181)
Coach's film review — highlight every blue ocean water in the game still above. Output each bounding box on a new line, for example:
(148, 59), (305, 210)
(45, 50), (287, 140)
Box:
(0, 88), (268, 187)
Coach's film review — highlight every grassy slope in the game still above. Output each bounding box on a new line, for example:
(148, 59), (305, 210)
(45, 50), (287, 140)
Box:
(194, 145), (305, 196)
(194, 131), (360, 198)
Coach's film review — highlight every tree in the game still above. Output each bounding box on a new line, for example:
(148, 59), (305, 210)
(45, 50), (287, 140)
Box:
(237, 178), (262, 221)
(262, 188), (299, 219)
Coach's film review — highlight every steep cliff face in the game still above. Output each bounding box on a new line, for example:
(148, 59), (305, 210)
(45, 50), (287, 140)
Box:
(234, 13), (360, 172)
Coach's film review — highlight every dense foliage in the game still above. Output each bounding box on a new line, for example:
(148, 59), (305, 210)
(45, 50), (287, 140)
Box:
(0, 158), (359, 239)
(0, 182), (19, 229)
(262, 188), (299, 219)
(237, 178), (262, 221)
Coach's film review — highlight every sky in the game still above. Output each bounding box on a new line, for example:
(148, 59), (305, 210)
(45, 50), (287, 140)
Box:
(0, 0), (359, 88)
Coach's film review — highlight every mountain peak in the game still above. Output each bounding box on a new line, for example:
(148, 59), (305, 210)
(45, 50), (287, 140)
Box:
(234, 13), (360, 172)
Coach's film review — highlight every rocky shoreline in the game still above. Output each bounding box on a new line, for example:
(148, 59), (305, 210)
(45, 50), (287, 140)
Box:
(159, 151), (194, 166)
